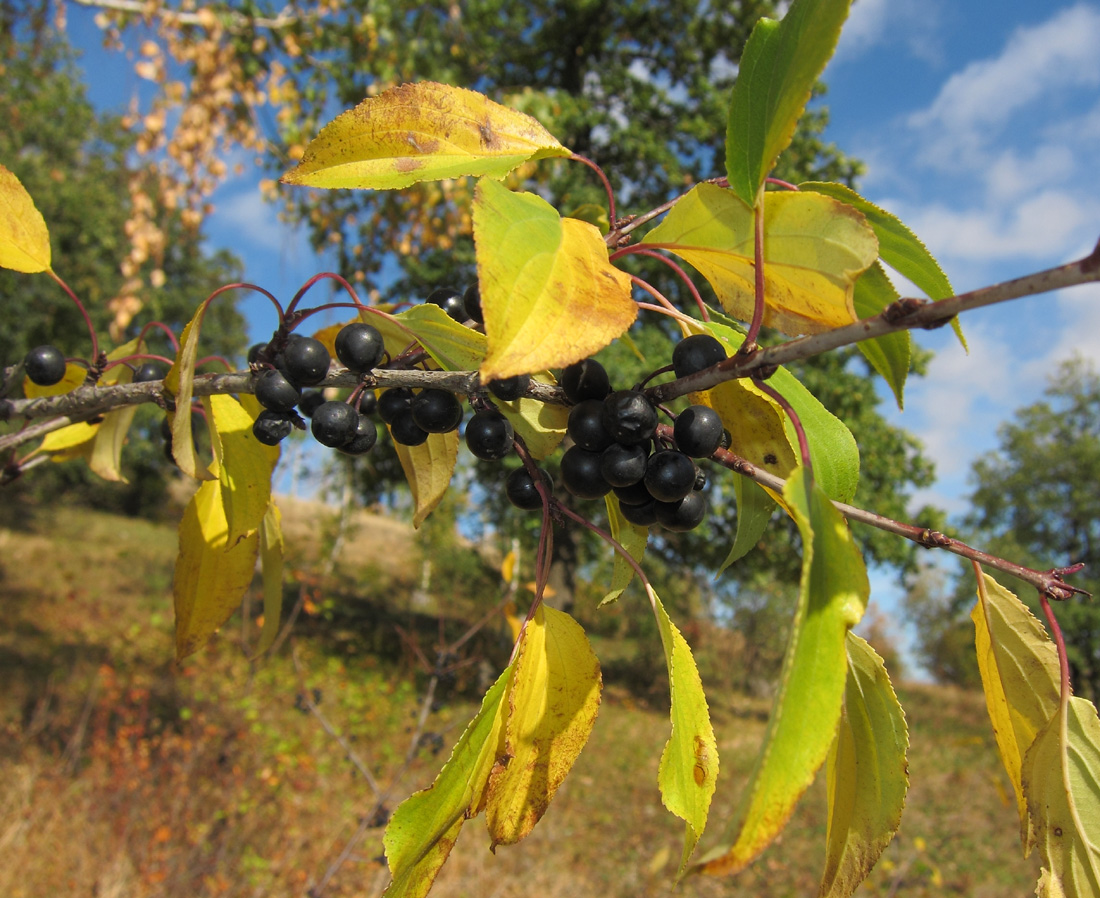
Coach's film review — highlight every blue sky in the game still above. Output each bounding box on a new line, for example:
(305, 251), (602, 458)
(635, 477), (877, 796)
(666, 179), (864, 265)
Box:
(58, 2), (1100, 654)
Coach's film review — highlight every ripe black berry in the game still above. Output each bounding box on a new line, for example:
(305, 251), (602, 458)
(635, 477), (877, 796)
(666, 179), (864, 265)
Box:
(357, 390), (378, 416)
(24, 345), (66, 386)
(411, 389), (463, 433)
(619, 498), (658, 527)
(339, 414), (377, 455)
(561, 358), (610, 403)
(673, 405), (725, 458)
(489, 374), (530, 402)
(378, 388), (414, 424)
(672, 334), (726, 379)
(390, 410), (429, 446)
(613, 480), (653, 507)
(693, 466), (707, 491)
(644, 450), (696, 503)
(298, 390), (326, 418)
(465, 409), (514, 460)
(335, 322), (385, 373)
(599, 442), (648, 487)
(506, 466), (553, 510)
(255, 368), (302, 413)
(311, 400), (358, 447)
(281, 335), (331, 386)
(133, 362), (167, 383)
(567, 399), (614, 452)
(560, 446), (612, 500)
(247, 343), (267, 365)
(253, 409), (296, 445)
(463, 283), (483, 323)
(656, 492), (707, 532)
(426, 286), (467, 322)
(601, 390), (658, 444)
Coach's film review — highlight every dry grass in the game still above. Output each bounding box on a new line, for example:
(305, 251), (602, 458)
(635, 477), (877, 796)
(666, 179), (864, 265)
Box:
(0, 504), (1040, 897)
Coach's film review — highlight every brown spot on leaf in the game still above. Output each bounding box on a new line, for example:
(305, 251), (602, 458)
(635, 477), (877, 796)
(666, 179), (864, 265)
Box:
(394, 158), (424, 173)
(764, 453), (778, 465)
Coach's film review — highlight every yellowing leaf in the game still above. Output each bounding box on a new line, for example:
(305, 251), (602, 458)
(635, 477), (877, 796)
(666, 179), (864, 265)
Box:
(252, 501), (285, 659)
(643, 185), (878, 336)
(0, 162), (51, 272)
(206, 393), (280, 545)
(393, 303), (487, 372)
(647, 584), (719, 872)
(383, 667), (511, 898)
(23, 362), (85, 398)
(281, 82), (571, 190)
(494, 392), (568, 460)
(972, 572), (1061, 847)
(700, 468), (868, 876)
(474, 178), (636, 381)
(1023, 696), (1100, 898)
(393, 429), (459, 528)
(173, 470), (261, 661)
(88, 376), (137, 482)
(164, 307), (214, 480)
(820, 633), (908, 898)
(38, 420), (99, 456)
(485, 605), (601, 846)
(601, 496), (649, 605)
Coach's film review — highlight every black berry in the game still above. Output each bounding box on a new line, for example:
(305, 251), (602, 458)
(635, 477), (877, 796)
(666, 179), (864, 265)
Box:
(673, 405), (725, 458)
(255, 368), (302, 413)
(411, 389), (463, 433)
(133, 362), (167, 383)
(560, 446), (612, 500)
(672, 334), (726, 379)
(644, 449), (696, 503)
(567, 399), (614, 452)
(601, 390), (658, 444)
(357, 390), (378, 416)
(463, 283), (483, 323)
(339, 414), (377, 455)
(378, 388), (414, 424)
(561, 358), (610, 403)
(613, 480), (653, 506)
(311, 400), (358, 447)
(656, 492), (707, 532)
(280, 336), (331, 386)
(253, 409), (296, 445)
(619, 498), (658, 527)
(390, 410), (430, 446)
(247, 342), (267, 365)
(24, 345), (66, 386)
(489, 374), (530, 402)
(298, 390), (326, 418)
(599, 442), (649, 487)
(465, 409), (515, 460)
(506, 467), (553, 510)
(426, 286), (467, 322)
(335, 322), (385, 373)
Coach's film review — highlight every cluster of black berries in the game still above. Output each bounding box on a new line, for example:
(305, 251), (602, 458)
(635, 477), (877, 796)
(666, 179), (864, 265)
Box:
(554, 334), (729, 532)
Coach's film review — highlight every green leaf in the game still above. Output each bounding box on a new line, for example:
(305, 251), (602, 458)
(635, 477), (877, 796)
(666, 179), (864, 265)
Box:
(393, 303), (488, 372)
(1022, 696), (1100, 898)
(253, 500), (285, 659)
(0, 161), (51, 272)
(473, 178), (636, 380)
(493, 392), (568, 461)
(717, 476), (776, 576)
(205, 393), (280, 546)
(725, 0), (852, 206)
(164, 307), (215, 481)
(852, 263), (910, 409)
(485, 605), (601, 846)
(820, 632), (909, 898)
(601, 496), (650, 605)
(643, 185), (878, 336)
(971, 572), (1061, 848)
(173, 467), (261, 661)
(800, 181), (966, 349)
(382, 667), (512, 898)
(647, 584), (718, 872)
(281, 82), (571, 190)
(699, 467), (868, 875)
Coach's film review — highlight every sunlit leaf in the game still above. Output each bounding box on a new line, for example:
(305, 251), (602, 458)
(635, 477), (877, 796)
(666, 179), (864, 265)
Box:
(205, 393), (280, 545)
(88, 363), (137, 482)
(1023, 696), (1100, 898)
(852, 263), (910, 409)
(0, 162), (51, 272)
(724, 0), (852, 206)
(392, 429), (460, 528)
(820, 633), (909, 898)
(971, 572), (1061, 847)
(717, 476), (775, 576)
(173, 468), (261, 661)
(393, 303), (487, 372)
(252, 501), (285, 658)
(164, 307), (214, 480)
(601, 496), (649, 605)
(647, 584), (718, 871)
(383, 667), (511, 898)
(800, 180), (965, 349)
(644, 185), (877, 336)
(281, 82), (571, 191)
(699, 468), (868, 876)
(474, 178), (636, 380)
(485, 605), (601, 846)
(494, 392), (568, 460)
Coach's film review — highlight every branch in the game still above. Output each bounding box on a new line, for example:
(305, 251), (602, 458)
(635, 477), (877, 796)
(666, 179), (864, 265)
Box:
(647, 241), (1100, 403)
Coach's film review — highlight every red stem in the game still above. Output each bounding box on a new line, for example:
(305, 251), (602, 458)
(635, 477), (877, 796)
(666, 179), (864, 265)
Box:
(744, 195), (766, 350)
(48, 270), (99, 362)
(611, 247), (710, 321)
(570, 154), (616, 225)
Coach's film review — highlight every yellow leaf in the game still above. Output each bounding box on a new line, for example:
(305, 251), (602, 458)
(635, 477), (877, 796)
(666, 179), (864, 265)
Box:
(281, 82), (571, 190)
(252, 501), (285, 659)
(86, 340), (143, 482)
(485, 605), (601, 846)
(164, 307), (214, 480)
(173, 470), (261, 661)
(38, 420), (98, 457)
(393, 429), (459, 528)
(642, 184), (878, 335)
(474, 178), (636, 381)
(0, 162), (51, 272)
(23, 362), (85, 398)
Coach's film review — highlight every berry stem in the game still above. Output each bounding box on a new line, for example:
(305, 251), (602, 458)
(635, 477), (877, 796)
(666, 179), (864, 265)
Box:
(612, 175), (730, 242)
(554, 501), (651, 590)
(765, 177), (800, 191)
(611, 247), (710, 321)
(47, 270), (99, 362)
(570, 154), (616, 225)
(136, 320), (181, 353)
(286, 272), (369, 319)
(1037, 578), (1074, 708)
(753, 375), (813, 476)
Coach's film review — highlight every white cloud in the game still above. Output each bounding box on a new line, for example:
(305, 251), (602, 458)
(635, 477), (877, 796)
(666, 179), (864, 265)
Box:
(211, 189), (292, 250)
(832, 0), (940, 63)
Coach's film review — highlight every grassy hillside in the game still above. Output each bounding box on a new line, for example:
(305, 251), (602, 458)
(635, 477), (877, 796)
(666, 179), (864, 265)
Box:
(0, 504), (1037, 897)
